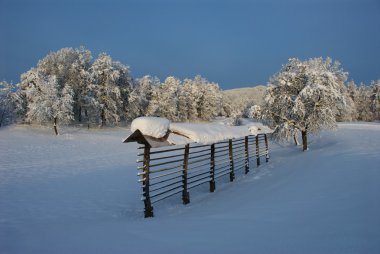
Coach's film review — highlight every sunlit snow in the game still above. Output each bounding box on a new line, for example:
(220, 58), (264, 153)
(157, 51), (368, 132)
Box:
(0, 123), (379, 253)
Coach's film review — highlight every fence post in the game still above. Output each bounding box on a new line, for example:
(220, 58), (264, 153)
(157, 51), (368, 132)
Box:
(142, 145), (154, 218)
(210, 144), (216, 192)
(256, 135), (260, 166)
(229, 139), (235, 182)
(264, 134), (269, 162)
(182, 144), (190, 204)
(244, 136), (249, 174)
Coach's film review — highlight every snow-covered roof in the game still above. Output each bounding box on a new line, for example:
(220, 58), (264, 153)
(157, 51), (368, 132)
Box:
(170, 123), (251, 144)
(130, 117), (170, 138)
(124, 117), (273, 148)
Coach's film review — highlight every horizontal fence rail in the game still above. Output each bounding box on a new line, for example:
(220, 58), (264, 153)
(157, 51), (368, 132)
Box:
(136, 134), (270, 218)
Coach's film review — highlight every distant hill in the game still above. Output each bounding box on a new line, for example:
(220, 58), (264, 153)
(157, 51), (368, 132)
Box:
(223, 85), (267, 106)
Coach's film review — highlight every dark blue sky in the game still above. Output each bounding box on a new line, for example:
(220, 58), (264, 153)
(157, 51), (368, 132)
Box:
(1, 0), (379, 89)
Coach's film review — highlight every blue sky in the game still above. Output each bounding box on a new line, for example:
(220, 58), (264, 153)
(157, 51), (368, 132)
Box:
(1, 0), (379, 89)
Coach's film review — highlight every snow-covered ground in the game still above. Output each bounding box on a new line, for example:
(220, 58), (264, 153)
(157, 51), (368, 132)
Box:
(1, 123), (379, 254)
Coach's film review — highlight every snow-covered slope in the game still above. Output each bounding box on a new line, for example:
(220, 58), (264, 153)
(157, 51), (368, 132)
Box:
(223, 85), (266, 105)
(1, 123), (380, 254)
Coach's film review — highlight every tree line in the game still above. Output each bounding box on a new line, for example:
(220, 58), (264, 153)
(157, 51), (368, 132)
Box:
(0, 47), (227, 133)
(1, 48), (379, 143)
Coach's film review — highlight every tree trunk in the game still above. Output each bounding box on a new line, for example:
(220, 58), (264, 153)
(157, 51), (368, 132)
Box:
(85, 109), (90, 129)
(0, 109), (5, 127)
(101, 109), (106, 127)
(53, 117), (58, 136)
(293, 133), (299, 146)
(301, 130), (308, 151)
(78, 106), (82, 123)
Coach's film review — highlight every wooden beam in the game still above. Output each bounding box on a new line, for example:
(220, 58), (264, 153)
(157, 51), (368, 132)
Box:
(182, 144), (190, 204)
(244, 136), (249, 174)
(210, 144), (216, 192)
(264, 134), (269, 163)
(229, 139), (235, 182)
(143, 145), (153, 217)
(256, 135), (260, 166)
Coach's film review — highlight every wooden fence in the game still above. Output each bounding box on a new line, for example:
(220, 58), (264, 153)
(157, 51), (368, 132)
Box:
(137, 134), (269, 218)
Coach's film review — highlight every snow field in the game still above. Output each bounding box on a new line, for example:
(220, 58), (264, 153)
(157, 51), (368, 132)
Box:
(0, 123), (380, 253)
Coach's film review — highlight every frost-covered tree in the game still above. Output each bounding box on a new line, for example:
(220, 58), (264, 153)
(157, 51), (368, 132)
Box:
(346, 81), (359, 120)
(355, 84), (374, 121)
(24, 71), (74, 135)
(37, 47), (92, 122)
(346, 81), (380, 122)
(127, 75), (159, 120)
(370, 80), (380, 120)
(187, 75), (223, 121)
(0, 81), (17, 127)
(192, 76), (208, 120)
(200, 82), (222, 120)
(145, 75), (222, 122)
(262, 57), (348, 151)
(336, 84), (356, 122)
(157, 76), (181, 121)
(248, 105), (262, 120)
(17, 47), (134, 128)
(90, 53), (133, 126)
(145, 81), (161, 117)
(177, 78), (203, 121)
(188, 78), (204, 120)
(112, 60), (134, 120)
(177, 78), (193, 121)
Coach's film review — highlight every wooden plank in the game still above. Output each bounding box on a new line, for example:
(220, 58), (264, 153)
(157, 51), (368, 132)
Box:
(149, 164), (183, 174)
(150, 174), (183, 186)
(188, 147), (211, 155)
(146, 146), (185, 155)
(150, 169), (183, 180)
(150, 158), (184, 168)
(151, 189), (184, 203)
(187, 171), (210, 180)
(150, 181), (183, 193)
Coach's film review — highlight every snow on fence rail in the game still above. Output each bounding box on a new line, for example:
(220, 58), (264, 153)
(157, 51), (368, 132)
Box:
(136, 134), (269, 218)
